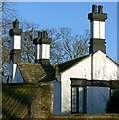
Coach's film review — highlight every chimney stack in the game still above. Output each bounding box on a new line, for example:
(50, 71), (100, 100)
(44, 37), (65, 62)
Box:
(9, 19), (22, 83)
(88, 5), (107, 54)
(33, 31), (52, 65)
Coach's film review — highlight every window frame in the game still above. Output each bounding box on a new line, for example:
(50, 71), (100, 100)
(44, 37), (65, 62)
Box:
(71, 85), (86, 114)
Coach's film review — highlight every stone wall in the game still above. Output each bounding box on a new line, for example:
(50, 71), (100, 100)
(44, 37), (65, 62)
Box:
(2, 82), (53, 119)
(31, 83), (53, 118)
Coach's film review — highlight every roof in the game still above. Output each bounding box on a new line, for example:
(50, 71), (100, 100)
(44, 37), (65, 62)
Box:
(17, 53), (119, 83)
(58, 53), (119, 73)
(17, 55), (89, 82)
(18, 63), (56, 83)
(58, 55), (90, 73)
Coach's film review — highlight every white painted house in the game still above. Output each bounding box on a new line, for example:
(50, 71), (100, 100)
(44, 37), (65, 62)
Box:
(8, 5), (119, 114)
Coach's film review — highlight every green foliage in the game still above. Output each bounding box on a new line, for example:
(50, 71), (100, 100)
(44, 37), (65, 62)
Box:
(106, 89), (119, 113)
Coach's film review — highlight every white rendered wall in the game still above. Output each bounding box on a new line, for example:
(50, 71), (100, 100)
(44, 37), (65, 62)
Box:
(40, 44), (50, 59)
(93, 51), (118, 80)
(9, 61), (17, 83)
(60, 50), (118, 114)
(13, 66), (24, 83)
(11, 35), (21, 50)
(90, 21), (105, 39)
(53, 80), (61, 114)
(92, 50), (106, 80)
(9, 61), (23, 83)
(105, 57), (118, 80)
(61, 56), (91, 113)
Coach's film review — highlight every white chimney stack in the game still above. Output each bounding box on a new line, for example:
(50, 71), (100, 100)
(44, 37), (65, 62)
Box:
(33, 31), (52, 65)
(9, 19), (22, 83)
(88, 5), (107, 54)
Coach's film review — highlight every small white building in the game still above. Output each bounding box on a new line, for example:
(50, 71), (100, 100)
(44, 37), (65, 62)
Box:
(8, 5), (119, 114)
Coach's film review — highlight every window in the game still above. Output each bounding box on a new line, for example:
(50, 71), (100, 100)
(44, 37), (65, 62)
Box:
(72, 87), (77, 113)
(71, 86), (86, 113)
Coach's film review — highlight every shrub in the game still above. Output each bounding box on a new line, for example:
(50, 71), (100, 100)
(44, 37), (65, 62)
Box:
(106, 89), (119, 113)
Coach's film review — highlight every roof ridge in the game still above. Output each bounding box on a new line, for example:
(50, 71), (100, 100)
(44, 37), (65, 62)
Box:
(18, 62), (40, 65)
(59, 54), (89, 65)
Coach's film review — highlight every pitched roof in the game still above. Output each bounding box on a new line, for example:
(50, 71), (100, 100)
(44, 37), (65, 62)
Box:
(18, 63), (55, 83)
(58, 55), (90, 73)
(17, 55), (90, 82)
(39, 63), (56, 82)
(58, 52), (119, 73)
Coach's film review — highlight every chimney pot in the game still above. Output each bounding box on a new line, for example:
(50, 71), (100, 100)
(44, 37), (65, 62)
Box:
(42, 31), (48, 38)
(98, 5), (103, 13)
(92, 5), (97, 13)
(38, 31), (42, 38)
(13, 19), (19, 28)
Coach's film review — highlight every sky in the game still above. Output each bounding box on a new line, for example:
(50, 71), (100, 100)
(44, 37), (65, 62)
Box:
(14, 2), (118, 63)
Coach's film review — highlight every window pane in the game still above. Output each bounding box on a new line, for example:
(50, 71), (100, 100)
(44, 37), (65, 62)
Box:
(72, 95), (76, 99)
(72, 107), (76, 112)
(78, 87), (84, 113)
(72, 87), (76, 92)
(72, 87), (77, 113)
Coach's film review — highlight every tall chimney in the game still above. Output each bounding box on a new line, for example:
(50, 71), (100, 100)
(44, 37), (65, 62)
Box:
(33, 31), (52, 65)
(88, 5), (107, 54)
(9, 19), (22, 83)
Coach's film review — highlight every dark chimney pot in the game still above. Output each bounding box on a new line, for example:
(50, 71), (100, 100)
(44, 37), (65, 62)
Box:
(13, 19), (19, 28)
(38, 31), (42, 38)
(42, 31), (48, 38)
(98, 5), (103, 13)
(92, 5), (97, 13)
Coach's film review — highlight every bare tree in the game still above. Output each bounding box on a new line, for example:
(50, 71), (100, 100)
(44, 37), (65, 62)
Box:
(1, 2), (16, 35)
(1, 2), (89, 82)
(21, 21), (39, 63)
(49, 28), (89, 63)
(21, 28), (89, 64)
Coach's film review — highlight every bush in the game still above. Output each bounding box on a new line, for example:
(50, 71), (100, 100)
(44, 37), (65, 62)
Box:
(106, 89), (119, 113)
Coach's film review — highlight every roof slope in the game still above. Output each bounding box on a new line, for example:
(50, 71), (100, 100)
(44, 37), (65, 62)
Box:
(18, 63), (55, 83)
(18, 63), (46, 83)
(58, 55), (90, 73)
(18, 53), (119, 83)
(18, 55), (90, 82)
